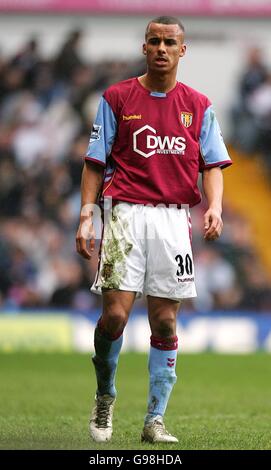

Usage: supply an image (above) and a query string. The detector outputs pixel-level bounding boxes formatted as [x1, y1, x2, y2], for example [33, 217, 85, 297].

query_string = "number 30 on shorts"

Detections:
[175, 254, 193, 276]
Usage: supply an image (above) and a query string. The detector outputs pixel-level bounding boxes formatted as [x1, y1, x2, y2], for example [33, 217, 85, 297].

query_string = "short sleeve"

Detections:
[85, 96, 117, 167]
[199, 105, 232, 172]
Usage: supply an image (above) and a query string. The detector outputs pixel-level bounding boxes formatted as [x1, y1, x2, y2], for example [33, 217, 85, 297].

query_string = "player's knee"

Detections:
[101, 307, 128, 336]
[154, 315, 176, 338]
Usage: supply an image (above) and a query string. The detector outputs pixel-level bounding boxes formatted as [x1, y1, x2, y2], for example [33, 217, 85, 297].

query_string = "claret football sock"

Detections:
[145, 335, 178, 424]
[92, 318, 123, 398]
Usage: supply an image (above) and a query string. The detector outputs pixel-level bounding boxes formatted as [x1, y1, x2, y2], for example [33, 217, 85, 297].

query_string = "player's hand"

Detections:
[203, 207, 223, 241]
[76, 216, 96, 260]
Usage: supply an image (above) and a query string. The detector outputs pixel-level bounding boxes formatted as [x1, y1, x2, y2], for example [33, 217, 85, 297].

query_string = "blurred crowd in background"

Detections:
[0, 30, 271, 313]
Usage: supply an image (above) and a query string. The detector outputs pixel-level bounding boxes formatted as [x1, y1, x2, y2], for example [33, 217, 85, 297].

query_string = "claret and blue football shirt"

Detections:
[85, 77, 232, 207]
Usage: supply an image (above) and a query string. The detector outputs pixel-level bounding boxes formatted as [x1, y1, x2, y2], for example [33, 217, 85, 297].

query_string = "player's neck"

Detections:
[138, 73, 177, 94]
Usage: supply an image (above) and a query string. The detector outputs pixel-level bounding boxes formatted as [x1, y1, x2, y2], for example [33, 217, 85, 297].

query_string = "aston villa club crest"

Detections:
[181, 112, 193, 128]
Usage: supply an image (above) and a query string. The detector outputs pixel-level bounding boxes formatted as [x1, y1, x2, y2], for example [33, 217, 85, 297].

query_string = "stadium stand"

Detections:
[0, 33, 270, 312]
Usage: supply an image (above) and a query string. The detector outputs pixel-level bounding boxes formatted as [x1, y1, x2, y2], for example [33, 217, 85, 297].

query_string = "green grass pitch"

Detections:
[0, 352, 270, 450]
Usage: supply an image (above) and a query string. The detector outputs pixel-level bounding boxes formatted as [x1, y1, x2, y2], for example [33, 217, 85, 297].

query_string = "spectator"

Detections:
[230, 47, 268, 153]
[193, 247, 241, 312]
[10, 38, 41, 89]
[246, 72, 271, 172]
[54, 30, 84, 82]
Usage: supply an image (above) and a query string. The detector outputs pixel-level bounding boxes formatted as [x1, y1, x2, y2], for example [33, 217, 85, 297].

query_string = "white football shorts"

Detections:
[91, 202, 197, 301]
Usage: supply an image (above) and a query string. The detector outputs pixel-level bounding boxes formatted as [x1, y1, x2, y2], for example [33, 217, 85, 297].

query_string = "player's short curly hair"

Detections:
[145, 16, 185, 39]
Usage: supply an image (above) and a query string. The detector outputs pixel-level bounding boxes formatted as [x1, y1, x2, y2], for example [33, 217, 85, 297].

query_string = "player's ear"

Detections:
[142, 43, 147, 55]
[179, 44, 187, 58]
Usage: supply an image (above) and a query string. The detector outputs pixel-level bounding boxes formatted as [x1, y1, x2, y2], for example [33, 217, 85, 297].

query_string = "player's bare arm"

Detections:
[76, 160, 104, 260]
[202, 166, 223, 241]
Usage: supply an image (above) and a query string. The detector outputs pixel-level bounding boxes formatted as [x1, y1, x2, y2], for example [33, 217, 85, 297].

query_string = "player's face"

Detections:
[143, 23, 186, 75]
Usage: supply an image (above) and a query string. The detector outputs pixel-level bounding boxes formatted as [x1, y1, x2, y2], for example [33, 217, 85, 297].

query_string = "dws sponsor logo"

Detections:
[133, 125, 186, 158]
